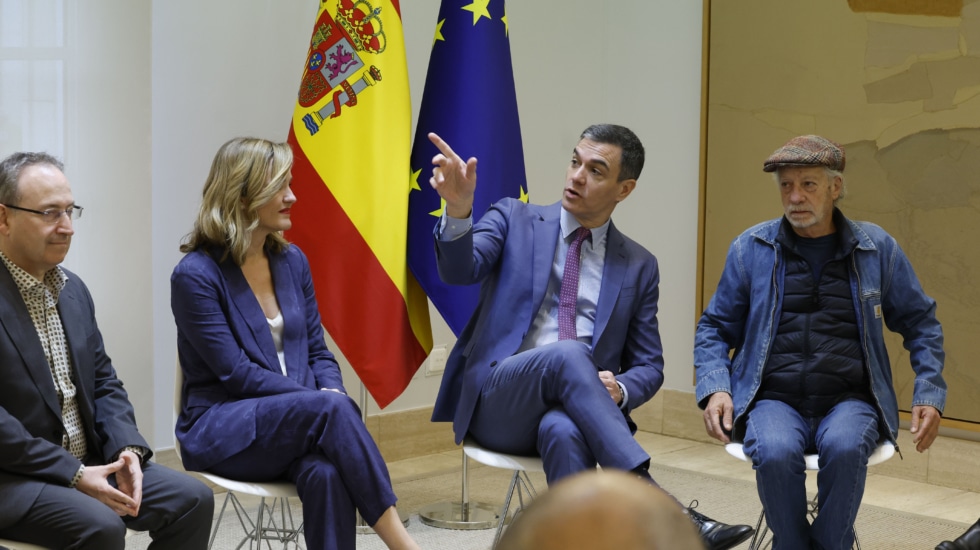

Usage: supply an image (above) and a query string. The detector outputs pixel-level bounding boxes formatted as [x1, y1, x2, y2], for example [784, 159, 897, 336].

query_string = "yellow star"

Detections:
[502, 8, 509, 36]
[433, 18, 445, 46]
[429, 198, 446, 218]
[410, 168, 422, 192]
[519, 185, 529, 203]
[461, 0, 491, 26]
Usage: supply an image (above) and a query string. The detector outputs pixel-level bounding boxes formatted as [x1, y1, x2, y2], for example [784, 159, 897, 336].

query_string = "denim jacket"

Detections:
[695, 211, 946, 444]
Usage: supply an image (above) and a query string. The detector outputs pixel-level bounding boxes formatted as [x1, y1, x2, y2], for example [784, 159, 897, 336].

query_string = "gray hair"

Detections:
[0, 152, 65, 205]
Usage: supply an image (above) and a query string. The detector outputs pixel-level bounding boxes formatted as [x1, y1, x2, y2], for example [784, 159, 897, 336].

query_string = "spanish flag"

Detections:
[286, 0, 432, 408]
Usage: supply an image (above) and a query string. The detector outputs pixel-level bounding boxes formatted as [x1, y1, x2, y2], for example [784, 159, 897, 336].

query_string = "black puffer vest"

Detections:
[757, 222, 873, 417]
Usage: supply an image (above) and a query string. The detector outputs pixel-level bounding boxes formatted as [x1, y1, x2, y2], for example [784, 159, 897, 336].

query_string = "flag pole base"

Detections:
[418, 501, 499, 530]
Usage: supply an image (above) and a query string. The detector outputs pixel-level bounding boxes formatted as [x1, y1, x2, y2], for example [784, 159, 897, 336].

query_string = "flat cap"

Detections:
[762, 135, 845, 173]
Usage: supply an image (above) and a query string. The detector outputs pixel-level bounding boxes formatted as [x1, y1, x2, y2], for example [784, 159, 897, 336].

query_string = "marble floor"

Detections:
[386, 431, 980, 526]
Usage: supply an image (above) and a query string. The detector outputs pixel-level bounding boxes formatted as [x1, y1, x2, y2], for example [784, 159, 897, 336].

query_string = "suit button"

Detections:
[490, 361, 497, 367]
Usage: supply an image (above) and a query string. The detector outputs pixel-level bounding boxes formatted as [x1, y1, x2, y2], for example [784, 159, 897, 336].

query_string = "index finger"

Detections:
[428, 132, 458, 159]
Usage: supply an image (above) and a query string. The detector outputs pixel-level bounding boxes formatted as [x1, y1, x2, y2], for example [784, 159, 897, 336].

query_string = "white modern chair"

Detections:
[0, 529, 136, 549]
[174, 360, 303, 549]
[0, 539, 48, 550]
[461, 437, 546, 549]
[725, 440, 896, 550]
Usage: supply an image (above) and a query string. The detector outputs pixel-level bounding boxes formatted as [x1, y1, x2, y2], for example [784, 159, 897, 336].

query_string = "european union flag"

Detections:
[408, 0, 527, 336]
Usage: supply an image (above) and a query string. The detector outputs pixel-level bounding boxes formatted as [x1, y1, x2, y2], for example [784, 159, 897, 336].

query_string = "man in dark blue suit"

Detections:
[427, 124, 753, 550]
[0, 152, 213, 549]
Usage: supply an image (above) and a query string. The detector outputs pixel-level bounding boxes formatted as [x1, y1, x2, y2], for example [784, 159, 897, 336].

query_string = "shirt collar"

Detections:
[0, 250, 67, 301]
[560, 207, 610, 243]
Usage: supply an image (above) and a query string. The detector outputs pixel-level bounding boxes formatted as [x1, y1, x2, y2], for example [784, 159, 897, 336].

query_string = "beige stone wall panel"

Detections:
[704, 0, 980, 428]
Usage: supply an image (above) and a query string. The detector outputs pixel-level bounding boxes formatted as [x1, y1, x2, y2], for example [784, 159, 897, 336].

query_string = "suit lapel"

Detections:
[594, 222, 628, 344]
[217, 255, 282, 374]
[0, 265, 64, 421]
[529, 204, 561, 317]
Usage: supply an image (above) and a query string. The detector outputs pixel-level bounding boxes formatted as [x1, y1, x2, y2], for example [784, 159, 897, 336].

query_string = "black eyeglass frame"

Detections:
[2, 203, 84, 223]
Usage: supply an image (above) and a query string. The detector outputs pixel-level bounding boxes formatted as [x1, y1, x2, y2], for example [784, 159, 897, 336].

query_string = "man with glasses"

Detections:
[0, 152, 213, 549]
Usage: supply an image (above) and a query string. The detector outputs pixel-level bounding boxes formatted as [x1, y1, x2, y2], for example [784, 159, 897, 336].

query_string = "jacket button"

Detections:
[490, 361, 497, 367]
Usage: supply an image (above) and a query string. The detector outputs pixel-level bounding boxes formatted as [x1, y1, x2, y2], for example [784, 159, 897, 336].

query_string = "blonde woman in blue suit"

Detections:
[171, 137, 419, 550]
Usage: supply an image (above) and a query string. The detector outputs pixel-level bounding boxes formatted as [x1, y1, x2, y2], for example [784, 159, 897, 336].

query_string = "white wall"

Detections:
[46, 0, 703, 449]
[63, 1, 155, 433]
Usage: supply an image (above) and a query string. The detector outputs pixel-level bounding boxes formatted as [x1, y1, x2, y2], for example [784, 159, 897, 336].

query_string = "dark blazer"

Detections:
[431, 199, 665, 443]
[170, 245, 345, 472]
[0, 263, 149, 529]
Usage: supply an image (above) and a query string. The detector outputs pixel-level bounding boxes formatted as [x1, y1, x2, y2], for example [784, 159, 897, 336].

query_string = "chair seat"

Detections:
[725, 441, 896, 470]
[198, 472, 299, 499]
[0, 538, 49, 550]
[462, 439, 546, 473]
[0, 529, 137, 549]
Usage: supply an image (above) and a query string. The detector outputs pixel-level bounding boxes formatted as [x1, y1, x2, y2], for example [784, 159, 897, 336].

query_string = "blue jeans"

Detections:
[744, 399, 879, 550]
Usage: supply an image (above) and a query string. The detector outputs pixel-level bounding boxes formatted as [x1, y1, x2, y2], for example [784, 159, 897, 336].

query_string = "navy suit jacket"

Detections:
[170, 245, 345, 472]
[432, 199, 665, 443]
[0, 263, 149, 529]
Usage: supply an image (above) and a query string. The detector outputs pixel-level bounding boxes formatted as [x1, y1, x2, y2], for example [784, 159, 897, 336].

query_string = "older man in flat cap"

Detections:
[694, 135, 946, 549]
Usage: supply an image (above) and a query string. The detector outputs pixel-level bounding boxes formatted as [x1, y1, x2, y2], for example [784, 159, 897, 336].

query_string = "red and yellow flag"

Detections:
[286, 0, 432, 408]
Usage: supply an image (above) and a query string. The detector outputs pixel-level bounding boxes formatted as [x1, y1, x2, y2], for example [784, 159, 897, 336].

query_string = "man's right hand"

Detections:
[703, 392, 735, 443]
[428, 132, 477, 219]
[75, 457, 140, 517]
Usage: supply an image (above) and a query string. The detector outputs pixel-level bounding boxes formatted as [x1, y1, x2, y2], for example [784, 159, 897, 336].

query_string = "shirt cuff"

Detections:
[116, 446, 148, 465]
[438, 212, 472, 241]
[69, 464, 85, 488]
[617, 381, 629, 411]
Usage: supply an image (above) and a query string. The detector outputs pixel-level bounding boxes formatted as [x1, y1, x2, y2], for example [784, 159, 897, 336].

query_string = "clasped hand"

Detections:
[76, 450, 143, 517]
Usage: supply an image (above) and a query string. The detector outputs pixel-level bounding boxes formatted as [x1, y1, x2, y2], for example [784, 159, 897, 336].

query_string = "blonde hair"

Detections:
[180, 137, 293, 265]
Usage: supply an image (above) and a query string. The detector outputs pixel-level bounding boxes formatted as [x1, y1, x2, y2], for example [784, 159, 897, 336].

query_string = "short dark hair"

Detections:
[0, 152, 64, 205]
[580, 124, 645, 182]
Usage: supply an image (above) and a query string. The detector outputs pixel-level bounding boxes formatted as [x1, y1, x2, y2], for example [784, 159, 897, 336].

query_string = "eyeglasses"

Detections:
[2, 204, 84, 224]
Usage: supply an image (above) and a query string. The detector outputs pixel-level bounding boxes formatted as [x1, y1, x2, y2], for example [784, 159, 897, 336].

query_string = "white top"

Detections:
[267, 311, 287, 376]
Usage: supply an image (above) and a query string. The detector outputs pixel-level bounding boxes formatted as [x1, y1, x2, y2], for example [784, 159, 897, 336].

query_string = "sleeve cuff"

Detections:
[116, 446, 149, 465]
[438, 212, 473, 241]
[69, 464, 85, 488]
[617, 381, 629, 411]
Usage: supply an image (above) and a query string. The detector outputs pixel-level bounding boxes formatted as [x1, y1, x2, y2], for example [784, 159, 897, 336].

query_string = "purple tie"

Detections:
[558, 227, 591, 340]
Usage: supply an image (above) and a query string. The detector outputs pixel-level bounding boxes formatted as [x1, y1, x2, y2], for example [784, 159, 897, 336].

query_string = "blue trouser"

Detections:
[744, 398, 880, 550]
[205, 390, 396, 550]
[467, 340, 650, 484]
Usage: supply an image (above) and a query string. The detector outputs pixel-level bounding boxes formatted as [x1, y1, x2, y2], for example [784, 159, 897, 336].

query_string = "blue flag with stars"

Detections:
[408, 0, 528, 336]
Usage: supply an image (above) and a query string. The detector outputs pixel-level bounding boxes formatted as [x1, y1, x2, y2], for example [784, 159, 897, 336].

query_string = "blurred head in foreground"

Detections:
[497, 470, 705, 550]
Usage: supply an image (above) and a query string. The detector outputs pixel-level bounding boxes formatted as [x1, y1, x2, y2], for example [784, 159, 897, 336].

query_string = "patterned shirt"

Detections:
[0, 251, 88, 460]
